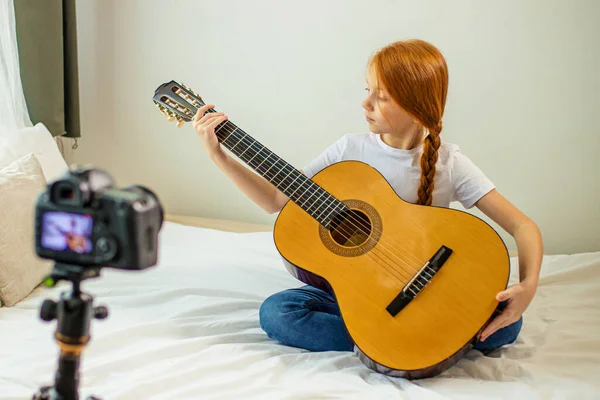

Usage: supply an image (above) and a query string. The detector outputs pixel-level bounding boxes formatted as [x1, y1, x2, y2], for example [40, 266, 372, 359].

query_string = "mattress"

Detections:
[1, 219, 598, 399]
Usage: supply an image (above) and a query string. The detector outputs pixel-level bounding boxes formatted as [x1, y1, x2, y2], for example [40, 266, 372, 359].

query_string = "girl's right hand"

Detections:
[192, 104, 229, 160]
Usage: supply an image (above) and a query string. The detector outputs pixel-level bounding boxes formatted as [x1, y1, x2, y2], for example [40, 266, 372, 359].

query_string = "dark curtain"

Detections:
[13, 0, 80, 138]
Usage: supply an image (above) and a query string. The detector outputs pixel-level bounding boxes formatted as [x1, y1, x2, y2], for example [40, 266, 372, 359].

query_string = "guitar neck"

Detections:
[212, 117, 345, 228]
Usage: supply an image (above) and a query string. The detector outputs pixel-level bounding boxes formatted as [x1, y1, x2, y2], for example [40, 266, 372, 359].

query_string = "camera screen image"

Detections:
[41, 211, 94, 254]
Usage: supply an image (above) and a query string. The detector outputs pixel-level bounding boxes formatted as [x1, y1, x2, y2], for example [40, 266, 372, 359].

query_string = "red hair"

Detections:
[370, 39, 449, 206]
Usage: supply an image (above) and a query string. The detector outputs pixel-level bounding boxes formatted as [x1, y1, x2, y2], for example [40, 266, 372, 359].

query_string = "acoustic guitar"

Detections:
[152, 80, 509, 379]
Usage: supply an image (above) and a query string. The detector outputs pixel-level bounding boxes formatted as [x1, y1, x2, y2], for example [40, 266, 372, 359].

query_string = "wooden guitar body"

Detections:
[273, 160, 509, 379]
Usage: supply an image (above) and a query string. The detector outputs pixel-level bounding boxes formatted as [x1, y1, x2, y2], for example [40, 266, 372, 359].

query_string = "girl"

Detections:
[192, 39, 543, 360]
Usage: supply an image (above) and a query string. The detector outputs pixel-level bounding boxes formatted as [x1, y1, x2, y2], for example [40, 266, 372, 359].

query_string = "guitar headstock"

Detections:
[153, 80, 205, 128]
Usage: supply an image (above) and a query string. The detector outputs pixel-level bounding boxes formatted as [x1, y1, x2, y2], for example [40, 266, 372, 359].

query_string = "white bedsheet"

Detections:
[1, 222, 599, 399]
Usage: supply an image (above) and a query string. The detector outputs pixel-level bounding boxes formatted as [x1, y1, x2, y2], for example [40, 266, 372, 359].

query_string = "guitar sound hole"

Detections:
[329, 209, 372, 247]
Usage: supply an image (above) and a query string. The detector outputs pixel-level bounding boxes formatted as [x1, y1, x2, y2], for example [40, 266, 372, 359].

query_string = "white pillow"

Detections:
[0, 122, 69, 183]
[0, 153, 53, 307]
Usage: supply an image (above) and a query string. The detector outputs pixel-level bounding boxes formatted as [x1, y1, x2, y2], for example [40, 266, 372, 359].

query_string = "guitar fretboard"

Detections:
[212, 115, 346, 229]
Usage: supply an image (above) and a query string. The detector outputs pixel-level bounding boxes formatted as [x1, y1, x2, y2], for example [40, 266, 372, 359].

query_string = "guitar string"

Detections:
[207, 116, 486, 320]
[204, 111, 436, 274]
[199, 109, 457, 296]
[161, 97, 426, 281]
[164, 97, 486, 308]
[166, 97, 447, 281]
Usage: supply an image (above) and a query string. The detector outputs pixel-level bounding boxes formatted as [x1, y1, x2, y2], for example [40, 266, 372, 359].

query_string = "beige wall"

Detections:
[68, 0, 600, 255]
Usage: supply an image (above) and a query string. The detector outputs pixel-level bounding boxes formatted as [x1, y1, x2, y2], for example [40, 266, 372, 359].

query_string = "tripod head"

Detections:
[33, 263, 108, 400]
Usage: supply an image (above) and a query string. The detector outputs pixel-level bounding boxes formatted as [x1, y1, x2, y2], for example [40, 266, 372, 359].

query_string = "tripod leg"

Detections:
[54, 353, 80, 400]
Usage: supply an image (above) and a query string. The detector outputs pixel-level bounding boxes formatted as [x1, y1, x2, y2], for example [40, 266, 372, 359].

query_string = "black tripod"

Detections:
[32, 263, 109, 400]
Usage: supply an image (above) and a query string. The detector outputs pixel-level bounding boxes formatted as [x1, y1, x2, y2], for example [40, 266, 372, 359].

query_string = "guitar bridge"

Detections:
[386, 245, 453, 317]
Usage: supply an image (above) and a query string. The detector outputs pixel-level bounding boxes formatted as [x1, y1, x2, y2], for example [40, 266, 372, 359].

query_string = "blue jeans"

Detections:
[259, 285, 522, 354]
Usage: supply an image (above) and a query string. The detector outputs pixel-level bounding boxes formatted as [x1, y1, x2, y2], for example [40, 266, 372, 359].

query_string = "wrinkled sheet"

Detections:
[1, 222, 599, 399]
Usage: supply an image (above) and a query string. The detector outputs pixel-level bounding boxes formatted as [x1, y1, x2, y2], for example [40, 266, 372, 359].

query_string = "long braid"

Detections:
[416, 121, 442, 206]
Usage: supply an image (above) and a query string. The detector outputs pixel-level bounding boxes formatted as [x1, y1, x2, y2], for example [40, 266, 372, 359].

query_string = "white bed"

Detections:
[1, 217, 599, 400]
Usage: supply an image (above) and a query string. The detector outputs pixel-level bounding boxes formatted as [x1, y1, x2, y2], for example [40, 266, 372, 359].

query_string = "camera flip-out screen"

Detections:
[41, 211, 94, 254]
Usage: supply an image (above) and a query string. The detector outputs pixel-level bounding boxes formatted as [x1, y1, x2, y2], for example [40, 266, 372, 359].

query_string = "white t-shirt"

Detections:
[302, 132, 495, 209]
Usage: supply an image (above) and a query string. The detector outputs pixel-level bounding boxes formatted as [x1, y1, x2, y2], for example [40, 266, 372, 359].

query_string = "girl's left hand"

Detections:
[478, 281, 537, 342]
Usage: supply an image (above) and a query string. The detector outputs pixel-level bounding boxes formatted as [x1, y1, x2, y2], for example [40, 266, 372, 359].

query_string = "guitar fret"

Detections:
[314, 197, 333, 220]
[246, 146, 264, 164]
[278, 169, 296, 188]
[230, 132, 247, 152]
[283, 173, 302, 194]
[262, 156, 279, 177]
[283, 173, 304, 195]
[216, 123, 232, 136]
[238, 138, 255, 158]
[297, 184, 318, 206]
[299, 186, 319, 208]
[254, 151, 272, 172]
[320, 200, 339, 222]
[270, 163, 289, 185]
[288, 178, 307, 198]
[214, 121, 343, 229]
[306, 188, 327, 214]
[269, 163, 286, 182]
[255, 153, 274, 173]
[276, 169, 298, 191]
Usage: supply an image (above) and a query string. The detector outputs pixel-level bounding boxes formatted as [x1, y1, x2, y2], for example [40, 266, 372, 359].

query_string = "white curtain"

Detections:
[0, 0, 32, 141]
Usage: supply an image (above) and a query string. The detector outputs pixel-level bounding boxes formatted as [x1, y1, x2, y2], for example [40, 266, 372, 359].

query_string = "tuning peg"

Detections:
[167, 111, 176, 122]
[158, 105, 168, 116]
[176, 116, 184, 128]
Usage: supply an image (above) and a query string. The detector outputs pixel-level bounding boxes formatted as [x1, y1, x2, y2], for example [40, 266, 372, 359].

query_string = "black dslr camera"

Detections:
[35, 166, 163, 269]
[32, 166, 164, 400]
